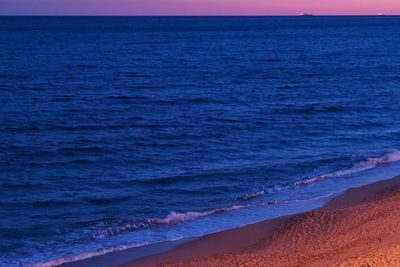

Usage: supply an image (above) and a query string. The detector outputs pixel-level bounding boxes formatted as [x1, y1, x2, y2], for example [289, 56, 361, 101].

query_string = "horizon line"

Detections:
[0, 14, 397, 17]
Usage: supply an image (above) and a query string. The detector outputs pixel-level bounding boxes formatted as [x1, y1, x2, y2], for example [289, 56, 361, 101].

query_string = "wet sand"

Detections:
[121, 176, 400, 267]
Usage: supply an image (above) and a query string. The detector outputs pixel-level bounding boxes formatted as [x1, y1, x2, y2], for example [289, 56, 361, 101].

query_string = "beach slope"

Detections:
[122, 176, 400, 267]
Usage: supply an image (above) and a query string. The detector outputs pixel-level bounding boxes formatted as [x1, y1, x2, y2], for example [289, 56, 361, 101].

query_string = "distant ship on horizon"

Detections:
[300, 13, 314, 17]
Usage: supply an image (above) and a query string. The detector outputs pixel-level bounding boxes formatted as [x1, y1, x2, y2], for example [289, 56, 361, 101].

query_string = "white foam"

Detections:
[29, 205, 247, 267]
[240, 190, 265, 201]
[295, 151, 400, 186]
[93, 204, 248, 239]
[27, 151, 400, 267]
[26, 243, 146, 267]
[293, 192, 335, 202]
[148, 204, 246, 225]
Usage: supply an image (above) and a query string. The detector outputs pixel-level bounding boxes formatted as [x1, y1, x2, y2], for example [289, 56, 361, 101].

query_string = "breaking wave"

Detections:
[30, 205, 247, 267]
[295, 151, 400, 186]
[93, 204, 247, 239]
[240, 190, 266, 201]
[20, 151, 400, 267]
[27, 243, 148, 267]
[149, 205, 245, 225]
[29, 192, 336, 267]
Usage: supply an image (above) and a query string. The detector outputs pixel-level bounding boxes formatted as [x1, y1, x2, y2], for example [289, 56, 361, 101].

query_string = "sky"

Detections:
[1, 0, 400, 16]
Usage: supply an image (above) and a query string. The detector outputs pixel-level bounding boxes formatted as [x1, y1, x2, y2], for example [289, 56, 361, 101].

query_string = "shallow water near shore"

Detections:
[1, 16, 400, 266]
[64, 162, 400, 267]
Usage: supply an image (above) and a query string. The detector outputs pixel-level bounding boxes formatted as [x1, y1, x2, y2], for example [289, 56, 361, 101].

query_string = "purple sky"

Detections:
[1, 0, 400, 16]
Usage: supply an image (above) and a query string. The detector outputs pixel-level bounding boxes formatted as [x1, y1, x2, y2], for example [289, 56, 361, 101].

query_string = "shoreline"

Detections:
[117, 175, 400, 267]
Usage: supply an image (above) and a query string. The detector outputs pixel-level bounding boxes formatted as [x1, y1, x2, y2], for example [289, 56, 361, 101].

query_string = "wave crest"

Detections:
[240, 190, 265, 201]
[295, 151, 400, 186]
[93, 204, 246, 239]
[149, 205, 245, 225]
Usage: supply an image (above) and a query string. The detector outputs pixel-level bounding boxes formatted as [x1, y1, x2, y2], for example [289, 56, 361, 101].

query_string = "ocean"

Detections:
[1, 16, 400, 266]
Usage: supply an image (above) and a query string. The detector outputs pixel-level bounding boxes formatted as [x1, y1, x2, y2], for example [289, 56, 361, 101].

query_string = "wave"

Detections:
[240, 190, 265, 201]
[295, 151, 400, 186]
[256, 193, 334, 206]
[294, 193, 335, 202]
[29, 192, 336, 267]
[107, 95, 148, 101]
[91, 190, 339, 240]
[22, 150, 400, 267]
[238, 152, 400, 201]
[93, 204, 246, 239]
[272, 105, 347, 115]
[27, 243, 148, 267]
[87, 195, 131, 205]
[49, 96, 74, 102]
[149, 205, 245, 225]
[207, 117, 248, 123]
[154, 97, 226, 106]
[2, 199, 77, 208]
[5, 194, 132, 208]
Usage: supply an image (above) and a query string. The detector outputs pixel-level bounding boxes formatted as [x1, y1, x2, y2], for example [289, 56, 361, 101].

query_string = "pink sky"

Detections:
[1, 0, 400, 15]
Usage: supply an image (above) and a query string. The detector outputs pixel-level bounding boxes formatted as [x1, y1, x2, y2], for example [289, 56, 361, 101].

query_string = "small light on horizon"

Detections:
[300, 13, 314, 17]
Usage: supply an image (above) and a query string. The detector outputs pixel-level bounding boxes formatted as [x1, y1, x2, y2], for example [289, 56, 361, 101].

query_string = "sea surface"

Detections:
[1, 16, 400, 266]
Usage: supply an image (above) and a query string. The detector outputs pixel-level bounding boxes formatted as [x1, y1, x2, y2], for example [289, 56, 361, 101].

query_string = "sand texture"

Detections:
[123, 176, 400, 267]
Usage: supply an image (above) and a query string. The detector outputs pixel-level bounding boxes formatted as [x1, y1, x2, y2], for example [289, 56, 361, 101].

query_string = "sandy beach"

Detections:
[121, 176, 400, 267]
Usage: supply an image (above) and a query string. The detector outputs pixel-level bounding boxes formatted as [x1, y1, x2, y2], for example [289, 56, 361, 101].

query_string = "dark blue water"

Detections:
[2, 16, 400, 266]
